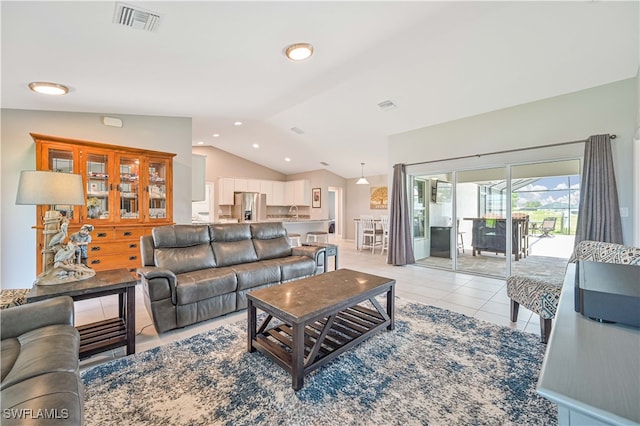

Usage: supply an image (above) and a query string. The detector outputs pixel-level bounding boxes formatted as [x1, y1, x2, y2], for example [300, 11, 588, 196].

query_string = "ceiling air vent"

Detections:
[320, 162, 329, 166]
[290, 127, 305, 135]
[377, 100, 398, 112]
[113, 3, 161, 32]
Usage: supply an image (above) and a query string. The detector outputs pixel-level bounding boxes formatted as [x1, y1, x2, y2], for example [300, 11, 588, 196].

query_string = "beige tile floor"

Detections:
[78, 238, 539, 370]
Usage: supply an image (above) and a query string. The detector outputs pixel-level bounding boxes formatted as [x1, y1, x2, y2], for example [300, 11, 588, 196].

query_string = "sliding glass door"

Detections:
[455, 167, 508, 277]
[412, 174, 453, 269]
[412, 158, 580, 280]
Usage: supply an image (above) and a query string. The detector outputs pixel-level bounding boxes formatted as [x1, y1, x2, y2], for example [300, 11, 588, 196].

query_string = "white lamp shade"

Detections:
[356, 177, 369, 185]
[16, 171, 85, 205]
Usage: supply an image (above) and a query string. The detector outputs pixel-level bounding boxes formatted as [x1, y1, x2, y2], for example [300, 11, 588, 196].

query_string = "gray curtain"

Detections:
[574, 134, 623, 245]
[388, 164, 415, 265]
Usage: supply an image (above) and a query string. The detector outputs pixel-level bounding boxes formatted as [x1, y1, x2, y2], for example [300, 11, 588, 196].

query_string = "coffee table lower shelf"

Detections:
[251, 303, 390, 387]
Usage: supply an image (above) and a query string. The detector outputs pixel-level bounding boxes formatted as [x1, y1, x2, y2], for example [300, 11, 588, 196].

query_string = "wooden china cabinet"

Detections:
[32, 133, 175, 276]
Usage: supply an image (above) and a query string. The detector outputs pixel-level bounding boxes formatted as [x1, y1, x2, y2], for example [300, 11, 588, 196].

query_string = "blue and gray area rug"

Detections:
[82, 300, 556, 425]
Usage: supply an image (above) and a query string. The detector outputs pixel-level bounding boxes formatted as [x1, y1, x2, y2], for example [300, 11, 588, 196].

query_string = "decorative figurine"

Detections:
[70, 224, 94, 266]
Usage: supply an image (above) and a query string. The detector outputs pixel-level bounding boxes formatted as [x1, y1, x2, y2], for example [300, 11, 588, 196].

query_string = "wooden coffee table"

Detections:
[27, 268, 137, 360]
[247, 268, 395, 390]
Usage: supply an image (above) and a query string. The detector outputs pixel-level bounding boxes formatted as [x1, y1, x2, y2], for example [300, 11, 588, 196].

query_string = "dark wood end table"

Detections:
[302, 242, 338, 272]
[27, 268, 137, 360]
[247, 268, 395, 390]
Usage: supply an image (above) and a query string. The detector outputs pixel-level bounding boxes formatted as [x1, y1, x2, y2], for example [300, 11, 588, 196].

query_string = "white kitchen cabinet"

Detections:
[218, 177, 235, 205]
[247, 179, 261, 192]
[286, 180, 311, 206]
[260, 180, 273, 205]
[272, 181, 286, 205]
[284, 181, 296, 206]
[234, 178, 248, 192]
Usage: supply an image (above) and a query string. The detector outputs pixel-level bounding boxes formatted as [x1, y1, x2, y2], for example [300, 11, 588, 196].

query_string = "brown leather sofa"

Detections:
[138, 222, 325, 333]
[0, 296, 84, 425]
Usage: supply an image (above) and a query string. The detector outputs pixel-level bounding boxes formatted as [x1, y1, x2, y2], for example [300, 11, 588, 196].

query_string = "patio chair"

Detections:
[507, 240, 640, 343]
[539, 217, 557, 237]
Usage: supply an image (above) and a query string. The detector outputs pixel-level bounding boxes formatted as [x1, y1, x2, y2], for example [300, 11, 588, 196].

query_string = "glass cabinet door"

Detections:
[85, 151, 110, 221]
[42, 146, 79, 221]
[147, 158, 167, 220]
[118, 156, 141, 221]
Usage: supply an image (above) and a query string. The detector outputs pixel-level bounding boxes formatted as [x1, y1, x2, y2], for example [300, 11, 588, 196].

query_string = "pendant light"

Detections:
[356, 163, 369, 185]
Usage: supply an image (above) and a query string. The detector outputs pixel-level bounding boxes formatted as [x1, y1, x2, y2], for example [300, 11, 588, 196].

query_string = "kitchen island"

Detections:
[280, 219, 331, 242]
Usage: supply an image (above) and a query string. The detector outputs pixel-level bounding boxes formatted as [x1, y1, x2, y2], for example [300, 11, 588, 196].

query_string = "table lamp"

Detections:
[16, 170, 96, 285]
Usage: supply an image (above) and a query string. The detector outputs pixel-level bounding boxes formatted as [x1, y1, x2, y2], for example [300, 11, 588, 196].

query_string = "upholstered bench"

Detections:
[507, 240, 640, 343]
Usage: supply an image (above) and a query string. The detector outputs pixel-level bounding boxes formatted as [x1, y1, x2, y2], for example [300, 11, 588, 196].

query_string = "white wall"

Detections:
[1, 109, 192, 288]
[390, 79, 638, 244]
[344, 174, 389, 240]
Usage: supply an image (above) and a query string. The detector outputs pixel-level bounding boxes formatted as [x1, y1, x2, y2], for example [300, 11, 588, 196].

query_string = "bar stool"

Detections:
[306, 231, 329, 243]
[288, 233, 302, 247]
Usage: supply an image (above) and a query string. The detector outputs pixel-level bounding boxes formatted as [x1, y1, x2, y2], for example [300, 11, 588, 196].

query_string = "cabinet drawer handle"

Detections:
[129, 268, 136, 273]
[123, 231, 132, 236]
[97, 232, 107, 238]
[91, 259, 101, 265]
[91, 246, 101, 251]
[129, 243, 138, 249]
[129, 255, 138, 261]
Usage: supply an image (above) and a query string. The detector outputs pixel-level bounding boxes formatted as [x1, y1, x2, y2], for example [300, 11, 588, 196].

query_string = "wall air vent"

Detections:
[113, 3, 161, 32]
[377, 100, 398, 111]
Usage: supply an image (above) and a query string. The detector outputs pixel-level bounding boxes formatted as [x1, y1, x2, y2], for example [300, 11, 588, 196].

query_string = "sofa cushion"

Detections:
[251, 222, 292, 260]
[153, 225, 211, 248]
[1, 338, 19, 383]
[211, 240, 258, 267]
[250, 222, 287, 239]
[0, 371, 83, 426]
[210, 223, 252, 242]
[155, 244, 216, 274]
[253, 237, 291, 260]
[175, 267, 237, 305]
[1, 325, 79, 390]
[276, 256, 316, 281]
[231, 261, 281, 291]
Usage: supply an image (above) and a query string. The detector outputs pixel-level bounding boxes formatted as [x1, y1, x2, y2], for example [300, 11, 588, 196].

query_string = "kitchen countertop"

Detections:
[192, 219, 331, 224]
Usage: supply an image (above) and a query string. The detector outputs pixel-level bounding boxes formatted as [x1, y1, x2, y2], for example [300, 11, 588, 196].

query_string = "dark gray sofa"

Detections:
[0, 296, 84, 425]
[138, 222, 325, 333]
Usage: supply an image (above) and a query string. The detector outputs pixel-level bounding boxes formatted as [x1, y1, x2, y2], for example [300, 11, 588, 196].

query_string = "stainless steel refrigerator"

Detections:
[233, 192, 266, 222]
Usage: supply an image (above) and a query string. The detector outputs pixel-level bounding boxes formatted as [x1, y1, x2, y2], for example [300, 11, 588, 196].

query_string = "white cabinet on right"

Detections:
[286, 180, 311, 206]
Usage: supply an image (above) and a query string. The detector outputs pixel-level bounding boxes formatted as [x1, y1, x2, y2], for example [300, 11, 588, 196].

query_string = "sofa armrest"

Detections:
[292, 245, 324, 260]
[137, 266, 178, 304]
[0, 296, 74, 339]
[292, 245, 325, 274]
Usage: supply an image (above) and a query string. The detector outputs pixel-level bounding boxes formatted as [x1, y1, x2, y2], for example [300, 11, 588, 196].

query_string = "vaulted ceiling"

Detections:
[2, 1, 638, 178]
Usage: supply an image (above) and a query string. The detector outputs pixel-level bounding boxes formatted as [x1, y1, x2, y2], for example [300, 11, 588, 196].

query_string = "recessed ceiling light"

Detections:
[284, 157, 291, 162]
[285, 43, 314, 61]
[234, 121, 243, 126]
[252, 143, 259, 149]
[197, 141, 204, 145]
[28, 81, 69, 95]
[212, 133, 220, 138]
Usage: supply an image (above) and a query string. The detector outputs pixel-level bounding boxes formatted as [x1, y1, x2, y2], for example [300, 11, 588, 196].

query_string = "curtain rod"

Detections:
[405, 134, 617, 167]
